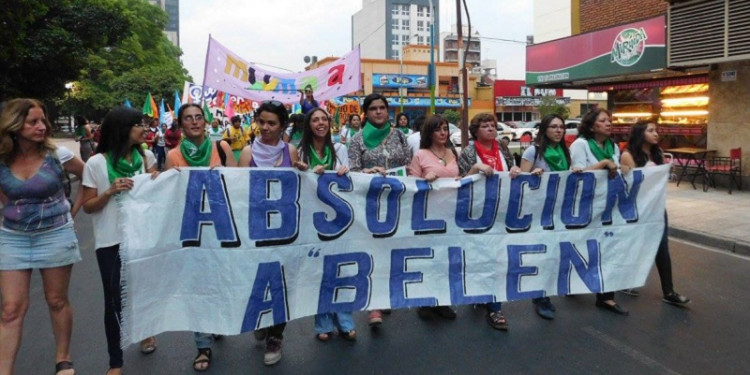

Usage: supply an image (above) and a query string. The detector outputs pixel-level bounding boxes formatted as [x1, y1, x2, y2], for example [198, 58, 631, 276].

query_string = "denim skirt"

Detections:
[0, 221, 81, 270]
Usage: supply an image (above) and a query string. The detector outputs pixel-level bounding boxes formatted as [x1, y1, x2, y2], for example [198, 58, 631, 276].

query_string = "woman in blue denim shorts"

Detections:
[0, 98, 86, 375]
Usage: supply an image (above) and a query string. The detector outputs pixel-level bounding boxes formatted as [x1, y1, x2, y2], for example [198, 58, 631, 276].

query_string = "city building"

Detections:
[440, 25, 481, 68]
[307, 44, 493, 121]
[352, 0, 439, 60]
[148, 0, 179, 47]
[493, 80, 567, 122]
[527, 0, 748, 183]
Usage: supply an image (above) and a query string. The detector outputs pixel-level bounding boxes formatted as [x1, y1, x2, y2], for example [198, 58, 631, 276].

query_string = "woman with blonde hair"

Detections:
[0, 98, 85, 375]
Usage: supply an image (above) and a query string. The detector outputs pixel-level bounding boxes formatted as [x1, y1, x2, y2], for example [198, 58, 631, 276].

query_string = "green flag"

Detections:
[142, 92, 156, 118]
[203, 102, 214, 123]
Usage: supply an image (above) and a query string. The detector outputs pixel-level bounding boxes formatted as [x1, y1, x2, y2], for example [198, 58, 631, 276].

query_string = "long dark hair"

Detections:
[96, 106, 145, 165]
[297, 108, 337, 167]
[289, 113, 305, 138]
[255, 100, 290, 133]
[533, 114, 571, 163]
[395, 112, 409, 128]
[578, 108, 611, 140]
[419, 115, 457, 157]
[626, 120, 663, 167]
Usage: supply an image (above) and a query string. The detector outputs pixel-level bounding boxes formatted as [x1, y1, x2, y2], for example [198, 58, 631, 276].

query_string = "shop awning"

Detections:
[588, 75, 708, 92]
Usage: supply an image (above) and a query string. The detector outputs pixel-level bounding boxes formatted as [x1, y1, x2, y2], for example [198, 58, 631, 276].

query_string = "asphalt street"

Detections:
[12, 186, 750, 375]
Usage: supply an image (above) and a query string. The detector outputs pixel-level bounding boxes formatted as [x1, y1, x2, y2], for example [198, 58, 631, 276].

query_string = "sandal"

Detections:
[140, 336, 157, 354]
[340, 330, 357, 341]
[316, 332, 333, 342]
[193, 348, 212, 372]
[55, 360, 75, 375]
[487, 311, 509, 331]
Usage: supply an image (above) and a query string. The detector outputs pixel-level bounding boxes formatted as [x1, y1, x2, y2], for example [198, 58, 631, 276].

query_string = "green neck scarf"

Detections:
[361, 120, 391, 150]
[587, 138, 615, 161]
[543, 143, 569, 171]
[398, 126, 410, 134]
[180, 137, 212, 166]
[106, 150, 143, 184]
[309, 144, 334, 170]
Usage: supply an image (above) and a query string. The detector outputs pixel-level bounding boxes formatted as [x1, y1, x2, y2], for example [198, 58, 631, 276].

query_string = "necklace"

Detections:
[430, 147, 448, 166]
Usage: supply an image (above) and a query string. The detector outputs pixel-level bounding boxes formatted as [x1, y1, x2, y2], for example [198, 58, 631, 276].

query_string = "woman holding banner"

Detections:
[619, 120, 690, 306]
[408, 114, 460, 321]
[81, 106, 159, 375]
[519, 114, 571, 320]
[0, 99, 85, 375]
[295, 107, 356, 341]
[164, 103, 235, 371]
[238, 100, 298, 366]
[458, 112, 521, 331]
[348, 93, 412, 328]
[569, 108, 628, 316]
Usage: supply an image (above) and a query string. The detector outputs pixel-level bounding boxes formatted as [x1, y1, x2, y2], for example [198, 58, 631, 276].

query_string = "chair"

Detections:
[705, 148, 742, 194]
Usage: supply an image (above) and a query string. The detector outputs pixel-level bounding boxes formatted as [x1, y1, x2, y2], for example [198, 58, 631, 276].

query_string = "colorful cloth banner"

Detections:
[325, 100, 361, 128]
[183, 81, 257, 123]
[118, 165, 668, 345]
[203, 36, 361, 104]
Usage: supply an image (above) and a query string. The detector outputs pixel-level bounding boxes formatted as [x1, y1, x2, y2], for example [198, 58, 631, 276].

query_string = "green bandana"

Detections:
[309, 145, 334, 170]
[398, 126, 410, 134]
[106, 150, 143, 184]
[543, 143, 569, 171]
[180, 137, 212, 166]
[587, 138, 615, 161]
[361, 120, 391, 150]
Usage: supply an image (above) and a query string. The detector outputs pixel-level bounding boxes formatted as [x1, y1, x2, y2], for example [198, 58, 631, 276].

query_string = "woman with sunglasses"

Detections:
[569, 108, 628, 316]
[81, 106, 159, 375]
[619, 120, 690, 306]
[237, 100, 298, 366]
[294, 107, 356, 342]
[518, 114, 571, 320]
[348, 93, 412, 328]
[0, 98, 85, 375]
[298, 85, 319, 115]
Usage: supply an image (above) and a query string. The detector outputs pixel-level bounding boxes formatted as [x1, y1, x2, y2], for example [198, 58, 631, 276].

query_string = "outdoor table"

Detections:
[665, 147, 716, 191]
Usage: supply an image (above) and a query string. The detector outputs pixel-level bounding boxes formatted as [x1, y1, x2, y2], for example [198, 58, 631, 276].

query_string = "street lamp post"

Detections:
[399, 34, 418, 113]
[428, 0, 436, 115]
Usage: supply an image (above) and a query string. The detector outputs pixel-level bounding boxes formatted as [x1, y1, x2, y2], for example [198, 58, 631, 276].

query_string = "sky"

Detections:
[179, 0, 533, 84]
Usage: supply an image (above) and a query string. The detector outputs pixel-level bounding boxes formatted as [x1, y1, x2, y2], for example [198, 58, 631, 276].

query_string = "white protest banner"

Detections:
[119, 165, 668, 345]
[203, 36, 361, 104]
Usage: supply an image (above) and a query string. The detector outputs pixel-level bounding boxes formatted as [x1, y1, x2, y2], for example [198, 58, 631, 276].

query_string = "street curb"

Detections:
[669, 226, 750, 256]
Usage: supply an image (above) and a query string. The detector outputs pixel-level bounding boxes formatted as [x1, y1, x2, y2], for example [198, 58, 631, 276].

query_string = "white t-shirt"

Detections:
[54, 146, 74, 164]
[406, 132, 421, 155]
[569, 138, 620, 169]
[156, 129, 166, 147]
[82, 150, 156, 249]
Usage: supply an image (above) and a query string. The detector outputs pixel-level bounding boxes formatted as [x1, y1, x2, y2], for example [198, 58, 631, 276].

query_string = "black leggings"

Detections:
[655, 212, 674, 295]
[96, 245, 123, 368]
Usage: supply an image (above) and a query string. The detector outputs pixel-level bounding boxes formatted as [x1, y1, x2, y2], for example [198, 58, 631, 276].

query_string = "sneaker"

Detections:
[487, 311, 508, 331]
[263, 336, 282, 366]
[619, 288, 640, 297]
[416, 307, 432, 320]
[663, 292, 690, 306]
[534, 300, 555, 320]
[368, 310, 383, 327]
[434, 306, 457, 320]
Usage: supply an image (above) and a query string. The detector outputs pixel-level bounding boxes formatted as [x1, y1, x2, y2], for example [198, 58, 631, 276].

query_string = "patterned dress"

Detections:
[348, 128, 412, 171]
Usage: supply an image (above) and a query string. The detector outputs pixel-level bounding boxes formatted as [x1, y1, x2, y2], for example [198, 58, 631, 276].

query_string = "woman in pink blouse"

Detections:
[408, 114, 459, 320]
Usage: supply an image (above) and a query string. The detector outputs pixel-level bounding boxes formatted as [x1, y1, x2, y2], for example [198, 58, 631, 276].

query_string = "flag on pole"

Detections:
[159, 99, 170, 125]
[142, 92, 158, 118]
[165, 103, 174, 126]
[124, 99, 132, 108]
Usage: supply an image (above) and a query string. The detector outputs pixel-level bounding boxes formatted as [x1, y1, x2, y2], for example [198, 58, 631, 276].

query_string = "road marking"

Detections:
[582, 326, 681, 375]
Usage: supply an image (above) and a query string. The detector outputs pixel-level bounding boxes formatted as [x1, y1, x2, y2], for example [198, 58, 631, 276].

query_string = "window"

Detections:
[418, 6, 425, 17]
[392, 36, 399, 45]
[418, 36, 424, 44]
[401, 35, 409, 44]
[392, 6, 399, 16]
[401, 4, 409, 15]
[417, 20, 424, 31]
[393, 49, 400, 59]
[402, 19, 410, 30]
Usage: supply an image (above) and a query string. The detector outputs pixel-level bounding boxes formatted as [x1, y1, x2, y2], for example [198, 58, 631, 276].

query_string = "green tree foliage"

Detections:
[70, 0, 191, 118]
[538, 96, 570, 120]
[0, 0, 130, 100]
[441, 110, 461, 125]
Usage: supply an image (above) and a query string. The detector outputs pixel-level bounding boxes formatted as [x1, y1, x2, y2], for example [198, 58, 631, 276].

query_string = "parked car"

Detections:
[449, 123, 510, 147]
[499, 121, 537, 141]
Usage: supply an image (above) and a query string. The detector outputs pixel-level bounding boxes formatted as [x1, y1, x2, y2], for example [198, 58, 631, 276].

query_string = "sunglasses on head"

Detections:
[262, 100, 285, 109]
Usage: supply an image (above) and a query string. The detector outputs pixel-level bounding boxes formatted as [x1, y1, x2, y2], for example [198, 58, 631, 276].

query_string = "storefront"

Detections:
[493, 80, 566, 122]
[526, 15, 710, 147]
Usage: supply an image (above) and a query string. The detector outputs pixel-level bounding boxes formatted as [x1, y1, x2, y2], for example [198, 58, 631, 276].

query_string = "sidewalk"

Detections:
[52, 137, 750, 255]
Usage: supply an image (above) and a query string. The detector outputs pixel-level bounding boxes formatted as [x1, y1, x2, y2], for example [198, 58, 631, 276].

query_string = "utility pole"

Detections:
[456, 0, 469, 147]
[428, 0, 436, 115]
